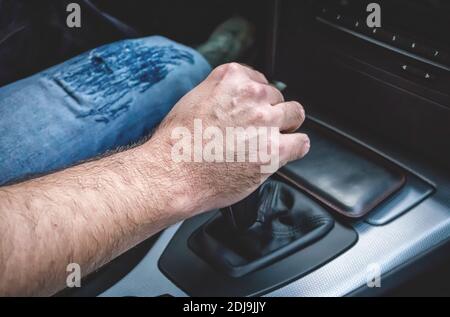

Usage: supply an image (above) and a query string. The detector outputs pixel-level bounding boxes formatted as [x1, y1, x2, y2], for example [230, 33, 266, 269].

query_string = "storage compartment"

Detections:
[279, 119, 434, 223]
[279, 120, 406, 218]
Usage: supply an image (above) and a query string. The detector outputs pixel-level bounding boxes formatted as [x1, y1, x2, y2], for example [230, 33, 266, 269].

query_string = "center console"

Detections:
[94, 0, 450, 297]
[156, 118, 435, 296]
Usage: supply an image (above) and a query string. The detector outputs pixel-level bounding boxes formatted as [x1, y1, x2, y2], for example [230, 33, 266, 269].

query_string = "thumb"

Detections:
[279, 133, 310, 166]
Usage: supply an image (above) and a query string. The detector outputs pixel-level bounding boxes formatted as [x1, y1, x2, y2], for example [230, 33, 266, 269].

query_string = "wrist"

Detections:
[134, 136, 202, 220]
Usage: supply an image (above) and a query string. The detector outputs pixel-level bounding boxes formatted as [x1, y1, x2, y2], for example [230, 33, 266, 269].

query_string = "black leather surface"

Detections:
[279, 121, 406, 218]
[159, 207, 357, 297]
[189, 180, 334, 277]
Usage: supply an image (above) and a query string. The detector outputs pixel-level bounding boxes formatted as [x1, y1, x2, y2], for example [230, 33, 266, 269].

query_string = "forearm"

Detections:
[0, 63, 307, 297]
[0, 139, 192, 296]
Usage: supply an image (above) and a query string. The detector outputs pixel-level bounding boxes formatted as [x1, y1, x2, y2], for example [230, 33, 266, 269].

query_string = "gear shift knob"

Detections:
[220, 189, 260, 231]
[220, 181, 288, 233]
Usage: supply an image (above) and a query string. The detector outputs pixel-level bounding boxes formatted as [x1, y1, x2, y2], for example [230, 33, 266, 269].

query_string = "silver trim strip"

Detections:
[267, 198, 450, 297]
[100, 223, 188, 297]
[100, 197, 450, 297]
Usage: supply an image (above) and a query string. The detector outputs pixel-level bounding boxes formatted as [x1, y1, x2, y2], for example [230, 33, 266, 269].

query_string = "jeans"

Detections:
[0, 36, 211, 186]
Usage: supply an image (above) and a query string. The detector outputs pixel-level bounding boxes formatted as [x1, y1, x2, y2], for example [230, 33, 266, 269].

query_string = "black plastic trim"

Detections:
[158, 210, 357, 297]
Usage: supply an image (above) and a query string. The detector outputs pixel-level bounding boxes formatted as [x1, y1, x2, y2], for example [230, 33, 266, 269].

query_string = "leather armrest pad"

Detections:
[278, 121, 406, 218]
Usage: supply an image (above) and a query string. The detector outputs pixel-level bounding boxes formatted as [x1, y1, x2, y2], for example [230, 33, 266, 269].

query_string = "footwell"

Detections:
[47, 40, 194, 123]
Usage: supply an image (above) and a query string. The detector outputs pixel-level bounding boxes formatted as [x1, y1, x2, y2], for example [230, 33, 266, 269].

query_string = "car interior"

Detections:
[2, 0, 449, 297]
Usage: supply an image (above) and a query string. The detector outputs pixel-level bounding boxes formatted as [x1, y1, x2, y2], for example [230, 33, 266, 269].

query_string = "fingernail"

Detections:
[303, 136, 310, 154]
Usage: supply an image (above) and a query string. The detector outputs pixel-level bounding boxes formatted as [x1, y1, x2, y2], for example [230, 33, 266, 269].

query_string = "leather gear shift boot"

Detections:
[189, 179, 334, 277]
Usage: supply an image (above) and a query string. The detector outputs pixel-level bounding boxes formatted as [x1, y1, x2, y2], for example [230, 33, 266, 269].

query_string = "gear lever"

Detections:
[220, 189, 260, 231]
[190, 179, 335, 277]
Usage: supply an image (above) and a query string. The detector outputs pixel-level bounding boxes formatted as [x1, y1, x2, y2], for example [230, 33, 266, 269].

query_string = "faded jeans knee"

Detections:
[0, 36, 211, 185]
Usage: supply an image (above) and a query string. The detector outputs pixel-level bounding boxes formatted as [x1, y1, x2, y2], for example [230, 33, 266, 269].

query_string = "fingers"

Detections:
[210, 63, 282, 104]
[241, 65, 270, 85]
[272, 101, 305, 132]
[263, 84, 285, 105]
[238, 65, 284, 103]
[279, 133, 310, 166]
[238, 81, 284, 106]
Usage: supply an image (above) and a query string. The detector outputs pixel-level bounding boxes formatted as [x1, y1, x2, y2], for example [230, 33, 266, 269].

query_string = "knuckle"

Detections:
[251, 108, 269, 124]
[247, 67, 268, 82]
[227, 62, 242, 71]
[213, 62, 241, 79]
[277, 90, 285, 103]
[212, 64, 227, 79]
[231, 96, 240, 109]
[255, 70, 268, 82]
[223, 62, 242, 74]
[270, 85, 283, 98]
[251, 109, 266, 123]
[241, 82, 266, 98]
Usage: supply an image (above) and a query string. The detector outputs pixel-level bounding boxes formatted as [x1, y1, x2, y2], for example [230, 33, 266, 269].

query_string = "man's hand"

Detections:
[147, 63, 309, 214]
[0, 63, 308, 296]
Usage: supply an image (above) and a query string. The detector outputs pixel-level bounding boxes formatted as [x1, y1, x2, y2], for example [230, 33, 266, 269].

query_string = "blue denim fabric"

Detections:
[0, 36, 211, 185]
